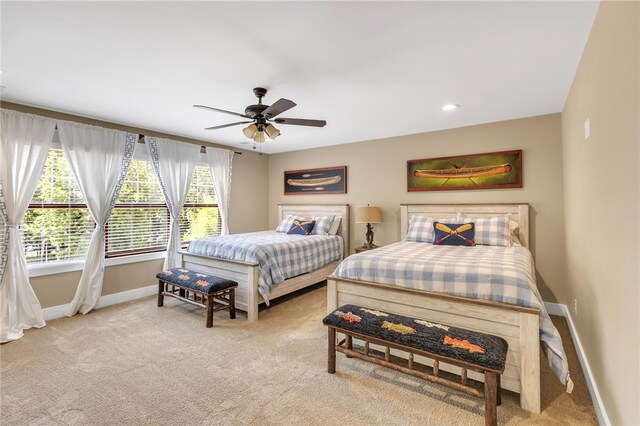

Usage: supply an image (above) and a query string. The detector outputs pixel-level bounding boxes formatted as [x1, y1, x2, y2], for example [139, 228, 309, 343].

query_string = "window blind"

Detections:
[22, 149, 221, 264]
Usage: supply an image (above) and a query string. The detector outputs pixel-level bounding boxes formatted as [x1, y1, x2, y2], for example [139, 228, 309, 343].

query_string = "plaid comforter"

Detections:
[187, 231, 343, 304]
[333, 241, 573, 390]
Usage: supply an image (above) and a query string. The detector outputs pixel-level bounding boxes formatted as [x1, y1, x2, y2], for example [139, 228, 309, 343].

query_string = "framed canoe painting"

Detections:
[284, 166, 347, 195]
[407, 150, 522, 192]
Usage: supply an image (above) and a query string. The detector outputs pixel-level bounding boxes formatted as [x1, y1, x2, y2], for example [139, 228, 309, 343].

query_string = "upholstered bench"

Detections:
[323, 304, 508, 426]
[157, 268, 238, 327]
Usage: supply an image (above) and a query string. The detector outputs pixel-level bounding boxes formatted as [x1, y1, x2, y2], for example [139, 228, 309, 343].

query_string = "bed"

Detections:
[180, 204, 349, 322]
[327, 203, 565, 414]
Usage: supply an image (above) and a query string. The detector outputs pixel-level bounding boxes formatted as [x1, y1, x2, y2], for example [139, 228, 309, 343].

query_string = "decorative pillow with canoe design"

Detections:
[287, 219, 316, 235]
[432, 222, 476, 246]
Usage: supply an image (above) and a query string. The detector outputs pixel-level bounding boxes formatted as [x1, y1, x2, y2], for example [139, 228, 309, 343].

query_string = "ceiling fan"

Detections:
[194, 87, 326, 143]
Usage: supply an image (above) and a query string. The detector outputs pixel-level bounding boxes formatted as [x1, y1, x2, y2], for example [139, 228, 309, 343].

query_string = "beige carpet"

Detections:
[1, 284, 597, 425]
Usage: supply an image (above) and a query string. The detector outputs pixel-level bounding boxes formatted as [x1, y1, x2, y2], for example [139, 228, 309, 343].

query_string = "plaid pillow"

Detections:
[404, 215, 456, 243]
[457, 214, 511, 247]
[310, 214, 336, 235]
[276, 214, 298, 233]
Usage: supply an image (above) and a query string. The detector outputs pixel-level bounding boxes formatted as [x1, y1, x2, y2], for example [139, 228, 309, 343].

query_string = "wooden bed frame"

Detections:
[180, 204, 349, 323]
[327, 203, 542, 414]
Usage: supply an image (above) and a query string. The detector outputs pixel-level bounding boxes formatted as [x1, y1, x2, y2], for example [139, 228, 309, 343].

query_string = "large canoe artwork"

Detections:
[284, 166, 347, 195]
[407, 150, 522, 191]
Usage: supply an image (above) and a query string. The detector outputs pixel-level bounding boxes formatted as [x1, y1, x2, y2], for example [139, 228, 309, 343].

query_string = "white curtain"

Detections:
[0, 109, 55, 342]
[205, 147, 233, 236]
[146, 137, 201, 270]
[58, 122, 136, 316]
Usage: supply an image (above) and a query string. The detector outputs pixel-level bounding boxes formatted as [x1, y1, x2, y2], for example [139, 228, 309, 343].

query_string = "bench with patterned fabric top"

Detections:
[323, 304, 508, 426]
[157, 268, 237, 327]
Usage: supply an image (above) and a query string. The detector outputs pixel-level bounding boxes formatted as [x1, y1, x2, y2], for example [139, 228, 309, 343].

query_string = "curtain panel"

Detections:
[205, 147, 233, 236]
[146, 137, 201, 270]
[58, 122, 136, 316]
[0, 109, 56, 342]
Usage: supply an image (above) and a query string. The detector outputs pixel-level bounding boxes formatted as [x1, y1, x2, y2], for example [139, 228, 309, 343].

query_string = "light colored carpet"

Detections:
[1, 284, 597, 425]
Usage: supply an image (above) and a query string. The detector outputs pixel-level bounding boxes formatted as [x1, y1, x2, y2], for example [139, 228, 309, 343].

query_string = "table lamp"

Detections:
[355, 205, 382, 249]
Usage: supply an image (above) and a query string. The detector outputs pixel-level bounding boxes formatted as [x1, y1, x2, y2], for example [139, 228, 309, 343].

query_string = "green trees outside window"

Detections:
[22, 150, 220, 263]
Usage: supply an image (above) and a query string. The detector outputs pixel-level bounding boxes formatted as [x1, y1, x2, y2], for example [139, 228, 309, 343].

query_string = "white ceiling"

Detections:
[1, 1, 599, 154]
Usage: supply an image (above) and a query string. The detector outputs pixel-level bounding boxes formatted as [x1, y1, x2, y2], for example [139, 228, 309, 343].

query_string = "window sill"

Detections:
[28, 251, 166, 278]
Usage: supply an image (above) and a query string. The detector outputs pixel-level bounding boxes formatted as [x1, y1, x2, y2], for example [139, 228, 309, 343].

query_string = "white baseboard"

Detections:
[544, 302, 610, 426]
[42, 285, 157, 321]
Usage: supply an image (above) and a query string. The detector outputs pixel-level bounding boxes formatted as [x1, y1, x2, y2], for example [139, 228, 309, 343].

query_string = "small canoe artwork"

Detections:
[284, 166, 347, 195]
[407, 150, 522, 192]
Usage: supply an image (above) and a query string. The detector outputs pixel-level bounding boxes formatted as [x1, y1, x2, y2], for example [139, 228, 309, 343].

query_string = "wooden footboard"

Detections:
[181, 251, 340, 322]
[327, 276, 541, 414]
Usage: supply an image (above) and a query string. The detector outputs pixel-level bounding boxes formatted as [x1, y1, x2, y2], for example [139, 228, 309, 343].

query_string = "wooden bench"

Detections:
[157, 268, 238, 327]
[323, 304, 508, 426]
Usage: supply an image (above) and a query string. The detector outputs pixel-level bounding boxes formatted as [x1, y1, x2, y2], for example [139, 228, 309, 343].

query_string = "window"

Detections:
[180, 165, 220, 245]
[22, 148, 220, 264]
[22, 150, 93, 263]
[106, 160, 220, 257]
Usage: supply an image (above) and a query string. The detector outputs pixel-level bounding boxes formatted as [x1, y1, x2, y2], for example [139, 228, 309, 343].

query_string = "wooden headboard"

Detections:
[278, 204, 350, 255]
[400, 203, 530, 248]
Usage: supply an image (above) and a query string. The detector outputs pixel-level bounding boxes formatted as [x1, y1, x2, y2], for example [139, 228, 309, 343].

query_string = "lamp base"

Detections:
[354, 244, 379, 254]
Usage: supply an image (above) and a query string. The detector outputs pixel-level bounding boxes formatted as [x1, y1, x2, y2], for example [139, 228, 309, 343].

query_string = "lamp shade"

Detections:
[253, 131, 265, 143]
[265, 124, 280, 139]
[242, 124, 257, 139]
[355, 206, 382, 224]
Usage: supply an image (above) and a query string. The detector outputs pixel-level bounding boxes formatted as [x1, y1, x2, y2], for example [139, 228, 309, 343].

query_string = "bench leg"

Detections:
[345, 335, 353, 358]
[206, 294, 214, 328]
[484, 372, 498, 426]
[497, 374, 502, 406]
[328, 327, 336, 374]
[229, 288, 236, 319]
[157, 281, 164, 307]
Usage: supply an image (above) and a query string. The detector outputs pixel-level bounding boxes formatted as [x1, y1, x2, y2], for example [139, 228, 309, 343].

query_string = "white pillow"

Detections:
[457, 213, 511, 247]
[328, 215, 341, 235]
[404, 215, 456, 243]
[509, 220, 522, 246]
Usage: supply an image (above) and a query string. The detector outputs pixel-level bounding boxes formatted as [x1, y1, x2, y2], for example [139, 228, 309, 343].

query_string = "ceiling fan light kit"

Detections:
[265, 123, 280, 139]
[242, 123, 258, 139]
[253, 130, 266, 143]
[195, 87, 326, 144]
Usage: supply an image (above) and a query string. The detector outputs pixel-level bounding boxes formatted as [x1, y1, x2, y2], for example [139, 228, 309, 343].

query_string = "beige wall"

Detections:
[268, 114, 567, 303]
[561, 1, 640, 424]
[1, 102, 269, 309]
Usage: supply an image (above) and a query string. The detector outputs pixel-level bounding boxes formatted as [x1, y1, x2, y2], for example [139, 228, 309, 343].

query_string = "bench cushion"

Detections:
[157, 268, 237, 294]
[323, 304, 508, 372]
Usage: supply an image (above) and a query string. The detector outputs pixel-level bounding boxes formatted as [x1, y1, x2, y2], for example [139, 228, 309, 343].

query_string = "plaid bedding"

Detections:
[187, 231, 343, 304]
[333, 241, 573, 390]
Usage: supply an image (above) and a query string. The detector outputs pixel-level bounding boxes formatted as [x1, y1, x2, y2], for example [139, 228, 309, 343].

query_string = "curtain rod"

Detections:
[135, 134, 242, 155]
[52, 125, 241, 155]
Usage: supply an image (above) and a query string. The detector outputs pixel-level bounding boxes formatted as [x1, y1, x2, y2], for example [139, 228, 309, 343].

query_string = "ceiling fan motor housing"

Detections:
[246, 87, 270, 118]
[245, 104, 269, 119]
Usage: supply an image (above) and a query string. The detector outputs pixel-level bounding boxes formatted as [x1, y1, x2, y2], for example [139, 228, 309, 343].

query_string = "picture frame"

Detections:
[407, 150, 522, 192]
[284, 166, 347, 195]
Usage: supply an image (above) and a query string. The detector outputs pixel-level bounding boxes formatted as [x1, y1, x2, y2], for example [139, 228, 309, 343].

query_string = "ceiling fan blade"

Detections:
[262, 98, 296, 118]
[273, 118, 327, 127]
[204, 121, 253, 130]
[193, 104, 250, 119]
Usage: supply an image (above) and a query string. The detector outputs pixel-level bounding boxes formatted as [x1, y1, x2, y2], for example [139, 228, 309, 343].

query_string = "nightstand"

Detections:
[354, 245, 381, 254]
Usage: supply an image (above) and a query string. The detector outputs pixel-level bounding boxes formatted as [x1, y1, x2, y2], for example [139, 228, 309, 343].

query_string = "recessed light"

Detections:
[442, 104, 460, 111]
